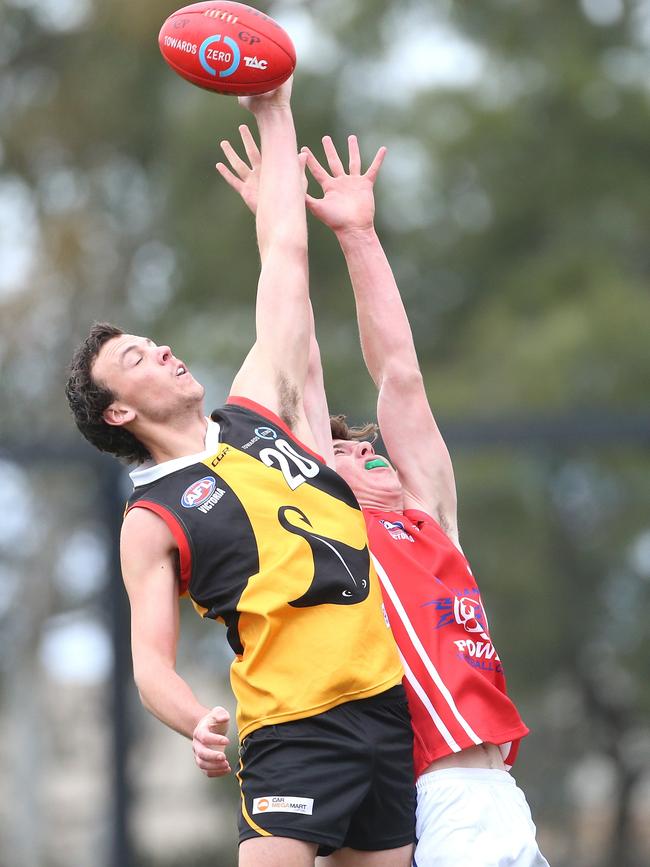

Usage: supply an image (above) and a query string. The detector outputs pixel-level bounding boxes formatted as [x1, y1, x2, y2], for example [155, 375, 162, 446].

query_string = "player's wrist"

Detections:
[335, 224, 378, 246]
[249, 96, 293, 118]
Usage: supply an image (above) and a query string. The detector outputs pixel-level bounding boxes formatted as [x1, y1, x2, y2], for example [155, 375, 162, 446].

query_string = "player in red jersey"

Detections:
[216, 121, 550, 866]
[298, 136, 551, 867]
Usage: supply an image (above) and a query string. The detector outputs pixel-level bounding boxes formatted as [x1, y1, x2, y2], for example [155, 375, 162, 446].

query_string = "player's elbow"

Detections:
[381, 363, 425, 395]
[132, 655, 165, 713]
[258, 226, 308, 263]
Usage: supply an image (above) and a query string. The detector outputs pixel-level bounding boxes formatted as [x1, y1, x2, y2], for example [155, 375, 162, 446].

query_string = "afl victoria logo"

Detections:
[181, 476, 217, 508]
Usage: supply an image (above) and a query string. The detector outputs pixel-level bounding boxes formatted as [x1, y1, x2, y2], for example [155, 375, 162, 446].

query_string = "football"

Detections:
[158, 1, 296, 96]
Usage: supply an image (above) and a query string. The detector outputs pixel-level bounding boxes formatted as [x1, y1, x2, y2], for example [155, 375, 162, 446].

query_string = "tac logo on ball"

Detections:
[158, 1, 296, 96]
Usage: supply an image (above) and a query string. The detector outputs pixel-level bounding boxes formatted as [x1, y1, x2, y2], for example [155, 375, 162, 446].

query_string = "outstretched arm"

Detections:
[304, 136, 458, 539]
[228, 80, 317, 452]
[217, 124, 334, 466]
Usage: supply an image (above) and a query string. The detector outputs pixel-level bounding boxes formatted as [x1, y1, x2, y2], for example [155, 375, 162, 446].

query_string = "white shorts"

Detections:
[414, 768, 550, 867]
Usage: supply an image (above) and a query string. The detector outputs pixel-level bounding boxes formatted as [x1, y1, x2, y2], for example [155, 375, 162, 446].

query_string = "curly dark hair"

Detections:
[65, 322, 151, 465]
[329, 414, 379, 443]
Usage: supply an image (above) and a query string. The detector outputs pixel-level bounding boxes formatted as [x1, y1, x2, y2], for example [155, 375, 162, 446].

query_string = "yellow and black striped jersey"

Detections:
[126, 397, 402, 738]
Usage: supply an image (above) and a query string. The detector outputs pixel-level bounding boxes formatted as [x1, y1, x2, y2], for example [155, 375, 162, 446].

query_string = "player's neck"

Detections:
[355, 489, 404, 513]
[137, 412, 209, 465]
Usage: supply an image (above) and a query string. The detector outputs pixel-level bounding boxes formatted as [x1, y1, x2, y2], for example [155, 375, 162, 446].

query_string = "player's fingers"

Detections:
[298, 152, 310, 192]
[322, 135, 345, 176]
[239, 124, 260, 166]
[196, 755, 231, 776]
[220, 139, 250, 177]
[215, 162, 245, 193]
[196, 732, 230, 748]
[301, 147, 331, 185]
[365, 146, 387, 183]
[194, 744, 227, 763]
[206, 763, 231, 778]
[348, 134, 362, 175]
[305, 193, 325, 218]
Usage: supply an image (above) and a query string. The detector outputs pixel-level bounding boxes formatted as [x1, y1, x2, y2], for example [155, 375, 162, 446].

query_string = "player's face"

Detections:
[332, 439, 402, 505]
[92, 333, 204, 424]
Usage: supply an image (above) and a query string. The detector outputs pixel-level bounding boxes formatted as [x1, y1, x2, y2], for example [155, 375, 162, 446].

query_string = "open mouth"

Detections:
[365, 458, 389, 470]
[176, 365, 187, 377]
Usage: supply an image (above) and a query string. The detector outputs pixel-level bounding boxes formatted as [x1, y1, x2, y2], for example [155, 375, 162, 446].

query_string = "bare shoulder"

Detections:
[121, 506, 176, 547]
[120, 507, 178, 584]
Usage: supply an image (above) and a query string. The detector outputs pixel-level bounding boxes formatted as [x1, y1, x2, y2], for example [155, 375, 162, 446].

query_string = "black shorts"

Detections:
[237, 685, 415, 856]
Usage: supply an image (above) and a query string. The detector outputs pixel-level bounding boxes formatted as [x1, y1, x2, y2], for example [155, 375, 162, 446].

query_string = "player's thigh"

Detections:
[316, 844, 413, 867]
[240, 835, 318, 867]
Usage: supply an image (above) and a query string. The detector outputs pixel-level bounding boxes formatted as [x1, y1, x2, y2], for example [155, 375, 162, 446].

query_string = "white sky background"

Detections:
[1, 0, 648, 682]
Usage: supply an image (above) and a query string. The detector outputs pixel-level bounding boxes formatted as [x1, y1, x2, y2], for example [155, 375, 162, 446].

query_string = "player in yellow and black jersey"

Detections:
[65, 81, 415, 866]
[126, 396, 401, 740]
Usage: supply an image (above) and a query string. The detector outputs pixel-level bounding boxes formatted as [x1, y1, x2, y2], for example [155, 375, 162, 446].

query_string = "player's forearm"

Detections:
[337, 226, 419, 387]
[134, 660, 210, 739]
[255, 106, 308, 259]
[253, 104, 310, 385]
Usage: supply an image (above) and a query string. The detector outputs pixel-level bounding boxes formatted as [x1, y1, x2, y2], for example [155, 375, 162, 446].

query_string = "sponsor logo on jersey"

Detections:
[181, 477, 217, 508]
[424, 588, 482, 631]
[453, 595, 487, 635]
[181, 478, 226, 513]
[454, 639, 502, 672]
[255, 426, 277, 440]
[197, 488, 226, 514]
[210, 445, 230, 468]
[253, 796, 314, 815]
[379, 519, 414, 543]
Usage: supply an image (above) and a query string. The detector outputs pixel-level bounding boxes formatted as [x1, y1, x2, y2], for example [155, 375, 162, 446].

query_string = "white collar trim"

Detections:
[129, 419, 221, 488]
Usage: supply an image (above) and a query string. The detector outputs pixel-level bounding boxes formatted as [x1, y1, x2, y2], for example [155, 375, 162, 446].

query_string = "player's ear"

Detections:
[103, 403, 136, 427]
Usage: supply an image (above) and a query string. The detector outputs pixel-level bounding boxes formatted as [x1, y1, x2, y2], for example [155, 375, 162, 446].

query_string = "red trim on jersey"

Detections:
[227, 395, 324, 463]
[126, 501, 192, 596]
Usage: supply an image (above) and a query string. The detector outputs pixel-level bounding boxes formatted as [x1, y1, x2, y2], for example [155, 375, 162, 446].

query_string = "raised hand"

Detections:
[217, 124, 308, 214]
[238, 75, 293, 115]
[216, 124, 261, 214]
[302, 134, 387, 234]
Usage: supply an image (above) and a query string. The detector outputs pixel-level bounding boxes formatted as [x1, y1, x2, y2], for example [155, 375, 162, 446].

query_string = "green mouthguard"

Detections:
[365, 458, 389, 470]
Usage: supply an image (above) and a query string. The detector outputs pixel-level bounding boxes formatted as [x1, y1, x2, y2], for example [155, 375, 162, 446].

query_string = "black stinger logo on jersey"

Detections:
[278, 506, 370, 607]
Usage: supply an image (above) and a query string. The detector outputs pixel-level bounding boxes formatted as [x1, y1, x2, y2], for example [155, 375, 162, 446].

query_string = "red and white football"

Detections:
[158, 1, 296, 95]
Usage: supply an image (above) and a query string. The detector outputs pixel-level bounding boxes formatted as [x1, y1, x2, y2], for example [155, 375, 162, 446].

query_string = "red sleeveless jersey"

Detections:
[364, 507, 529, 778]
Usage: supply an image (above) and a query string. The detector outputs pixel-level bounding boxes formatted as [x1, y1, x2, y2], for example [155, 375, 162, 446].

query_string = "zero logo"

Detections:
[199, 34, 240, 78]
[255, 426, 277, 440]
[181, 476, 216, 508]
[260, 439, 319, 490]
